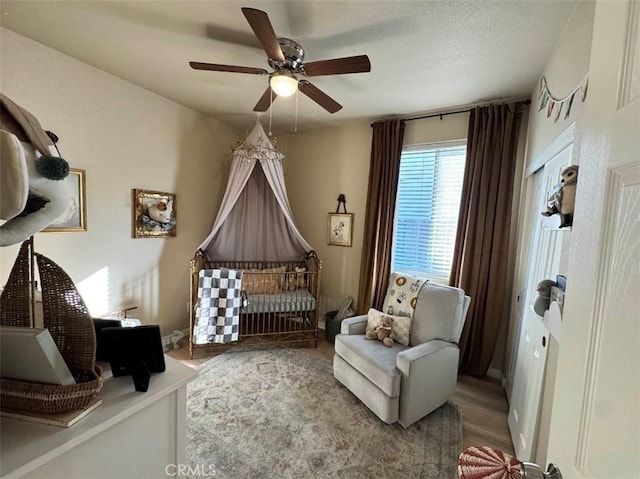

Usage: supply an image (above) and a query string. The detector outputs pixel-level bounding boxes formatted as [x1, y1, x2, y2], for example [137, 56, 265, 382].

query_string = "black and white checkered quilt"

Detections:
[193, 269, 242, 344]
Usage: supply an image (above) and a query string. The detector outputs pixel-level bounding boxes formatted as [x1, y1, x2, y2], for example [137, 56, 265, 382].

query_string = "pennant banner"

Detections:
[538, 74, 589, 122]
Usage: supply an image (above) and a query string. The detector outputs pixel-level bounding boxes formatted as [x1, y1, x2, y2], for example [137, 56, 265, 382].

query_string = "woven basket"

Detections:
[0, 241, 103, 413]
[0, 367, 102, 413]
[0, 241, 32, 328]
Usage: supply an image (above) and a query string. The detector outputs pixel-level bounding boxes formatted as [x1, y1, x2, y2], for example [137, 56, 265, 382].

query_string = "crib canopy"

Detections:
[197, 122, 313, 261]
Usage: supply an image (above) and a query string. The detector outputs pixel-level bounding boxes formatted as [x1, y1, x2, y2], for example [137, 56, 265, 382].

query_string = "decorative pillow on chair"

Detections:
[367, 308, 412, 346]
[383, 273, 427, 318]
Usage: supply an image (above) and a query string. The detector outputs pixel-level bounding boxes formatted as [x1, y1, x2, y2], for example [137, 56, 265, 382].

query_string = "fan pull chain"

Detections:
[268, 88, 273, 136]
[294, 88, 299, 133]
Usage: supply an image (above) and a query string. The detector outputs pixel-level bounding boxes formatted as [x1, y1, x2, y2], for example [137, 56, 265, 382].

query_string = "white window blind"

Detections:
[392, 142, 466, 280]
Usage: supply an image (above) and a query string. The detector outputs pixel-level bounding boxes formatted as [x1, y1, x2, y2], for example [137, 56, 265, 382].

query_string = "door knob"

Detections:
[521, 462, 562, 479]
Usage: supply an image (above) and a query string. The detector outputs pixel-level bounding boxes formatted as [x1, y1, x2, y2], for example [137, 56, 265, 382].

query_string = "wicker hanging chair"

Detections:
[0, 240, 103, 413]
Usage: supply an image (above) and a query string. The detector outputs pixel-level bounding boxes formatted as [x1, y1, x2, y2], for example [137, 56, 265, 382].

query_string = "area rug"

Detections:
[186, 348, 463, 478]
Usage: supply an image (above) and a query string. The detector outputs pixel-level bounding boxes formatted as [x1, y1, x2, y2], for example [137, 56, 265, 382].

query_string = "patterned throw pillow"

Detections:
[383, 273, 427, 318]
[243, 266, 286, 294]
[366, 308, 412, 346]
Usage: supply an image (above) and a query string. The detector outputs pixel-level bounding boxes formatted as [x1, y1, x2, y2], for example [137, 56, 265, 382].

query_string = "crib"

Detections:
[189, 251, 321, 358]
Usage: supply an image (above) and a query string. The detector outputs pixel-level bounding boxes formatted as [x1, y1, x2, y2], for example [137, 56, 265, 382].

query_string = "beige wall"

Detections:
[525, 0, 595, 174]
[0, 28, 239, 334]
[404, 113, 469, 146]
[504, 0, 596, 465]
[283, 114, 469, 320]
[282, 122, 371, 318]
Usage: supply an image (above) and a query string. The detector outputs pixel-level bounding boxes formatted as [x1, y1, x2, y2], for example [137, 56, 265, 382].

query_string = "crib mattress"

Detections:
[243, 289, 316, 314]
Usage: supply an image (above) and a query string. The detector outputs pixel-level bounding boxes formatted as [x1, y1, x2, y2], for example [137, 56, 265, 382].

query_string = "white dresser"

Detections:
[1, 356, 197, 478]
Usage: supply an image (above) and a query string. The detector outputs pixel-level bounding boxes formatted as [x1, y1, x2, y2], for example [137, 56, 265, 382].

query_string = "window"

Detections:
[391, 142, 466, 281]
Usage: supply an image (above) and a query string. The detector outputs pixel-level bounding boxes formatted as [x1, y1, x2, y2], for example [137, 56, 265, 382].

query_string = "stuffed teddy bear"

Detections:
[365, 314, 395, 347]
[283, 272, 297, 291]
[294, 266, 306, 288]
[283, 266, 307, 291]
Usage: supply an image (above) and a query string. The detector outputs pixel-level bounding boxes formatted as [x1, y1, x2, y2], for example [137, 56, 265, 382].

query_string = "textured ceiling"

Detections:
[0, 1, 577, 133]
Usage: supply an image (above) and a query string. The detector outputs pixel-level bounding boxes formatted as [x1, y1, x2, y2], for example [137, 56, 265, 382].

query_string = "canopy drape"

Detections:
[197, 122, 313, 261]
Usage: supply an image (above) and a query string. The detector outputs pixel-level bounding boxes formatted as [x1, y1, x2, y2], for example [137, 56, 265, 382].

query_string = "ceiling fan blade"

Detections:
[299, 81, 342, 113]
[302, 55, 371, 77]
[189, 62, 268, 75]
[241, 7, 285, 63]
[253, 87, 277, 112]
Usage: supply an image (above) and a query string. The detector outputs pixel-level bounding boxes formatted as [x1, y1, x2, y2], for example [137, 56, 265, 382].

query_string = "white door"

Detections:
[508, 311, 549, 460]
[546, 1, 640, 478]
[508, 145, 571, 461]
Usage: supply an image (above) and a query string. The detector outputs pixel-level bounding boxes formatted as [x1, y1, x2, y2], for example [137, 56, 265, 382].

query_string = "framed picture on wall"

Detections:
[328, 213, 353, 247]
[132, 189, 177, 238]
[43, 168, 87, 233]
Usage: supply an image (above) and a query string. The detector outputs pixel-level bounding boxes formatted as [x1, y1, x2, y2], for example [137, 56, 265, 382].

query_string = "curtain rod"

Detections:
[371, 98, 531, 126]
[406, 99, 531, 122]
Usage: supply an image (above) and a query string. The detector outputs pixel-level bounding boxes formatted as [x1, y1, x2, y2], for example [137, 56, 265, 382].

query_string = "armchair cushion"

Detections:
[334, 334, 409, 397]
[410, 282, 466, 346]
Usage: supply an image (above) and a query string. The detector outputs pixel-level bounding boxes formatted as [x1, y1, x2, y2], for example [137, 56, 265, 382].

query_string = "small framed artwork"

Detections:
[132, 189, 177, 238]
[44, 168, 87, 232]
[328, 213, 353, 247]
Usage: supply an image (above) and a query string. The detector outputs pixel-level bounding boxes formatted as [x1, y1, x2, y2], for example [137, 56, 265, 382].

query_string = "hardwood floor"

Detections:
[168, 331, 515, 456]
[451, 374, 515, 454]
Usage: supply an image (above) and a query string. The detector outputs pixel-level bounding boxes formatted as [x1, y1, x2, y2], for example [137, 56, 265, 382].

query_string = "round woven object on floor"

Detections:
[457, 446, 522, 479]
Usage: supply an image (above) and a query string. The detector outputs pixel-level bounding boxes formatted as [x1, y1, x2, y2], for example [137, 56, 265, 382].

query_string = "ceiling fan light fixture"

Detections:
[270, 73, 298, 97]
[190, 8, 369, 114]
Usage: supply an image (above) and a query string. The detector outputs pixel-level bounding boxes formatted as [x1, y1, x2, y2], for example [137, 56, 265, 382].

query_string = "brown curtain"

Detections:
[356, 119, 406, 314]
[450, 103, 521, 377]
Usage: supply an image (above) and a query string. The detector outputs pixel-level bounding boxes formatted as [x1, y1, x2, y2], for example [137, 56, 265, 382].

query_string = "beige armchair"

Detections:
[333, 281, 470, 427]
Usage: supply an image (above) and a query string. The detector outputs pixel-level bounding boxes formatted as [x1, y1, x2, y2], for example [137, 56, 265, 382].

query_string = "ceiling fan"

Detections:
[189, 7, 371, 114]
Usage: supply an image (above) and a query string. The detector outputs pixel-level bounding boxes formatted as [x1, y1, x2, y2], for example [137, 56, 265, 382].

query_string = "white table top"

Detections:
[0, 356, 197, 478]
